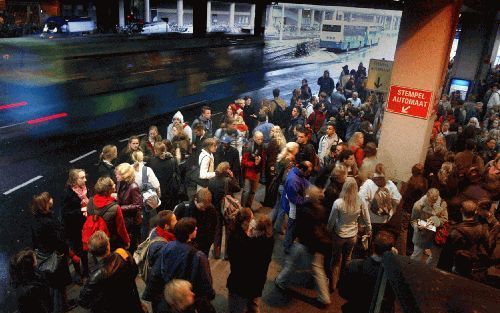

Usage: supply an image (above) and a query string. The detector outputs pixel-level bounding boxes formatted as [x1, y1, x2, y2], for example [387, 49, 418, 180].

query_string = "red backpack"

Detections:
[81, 201, 114, 251]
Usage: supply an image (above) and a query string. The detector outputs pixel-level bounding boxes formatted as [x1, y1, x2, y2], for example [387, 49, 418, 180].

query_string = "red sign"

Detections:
[386, 85, 433, 119]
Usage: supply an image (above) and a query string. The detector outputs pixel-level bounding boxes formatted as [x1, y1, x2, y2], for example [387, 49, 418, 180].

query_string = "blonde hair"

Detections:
[164, 279, 193, 311]
[100, 145, 117, 161]
[270, 126, 286, 149]
[67, 169, 85, 187]
[348, 132, 363, 149]
[437, 162, 454, 184]
[277, 142, 299, 163]
[332, 164, 348, 179]
[215, 161, 230, 175]
[116, 163, 135, 183]
[131, 150, 144, 171]
[339, 177, 360, 212]
[306, 186, 324, 203]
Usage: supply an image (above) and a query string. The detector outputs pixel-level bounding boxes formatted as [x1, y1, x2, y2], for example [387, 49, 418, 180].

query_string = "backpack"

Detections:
[186, 155, 210, 187]
[141, 166, 160, 211]
[370, 186, 395, 218]
[133, 231, 167, 281]
[221, 178, 241, 223]
[82, 201, 114, 251]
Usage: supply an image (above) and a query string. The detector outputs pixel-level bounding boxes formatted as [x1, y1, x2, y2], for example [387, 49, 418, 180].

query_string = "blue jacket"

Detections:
[280, 167, 310, 215]
[144, 241, 215, 302]
[254, 121, 274, 144]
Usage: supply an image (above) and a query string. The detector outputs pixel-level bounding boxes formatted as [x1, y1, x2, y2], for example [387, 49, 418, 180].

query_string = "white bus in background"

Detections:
[320, 14, 382, 51]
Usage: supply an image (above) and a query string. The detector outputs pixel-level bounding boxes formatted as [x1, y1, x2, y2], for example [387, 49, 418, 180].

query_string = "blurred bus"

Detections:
[320, 12, 382, 51]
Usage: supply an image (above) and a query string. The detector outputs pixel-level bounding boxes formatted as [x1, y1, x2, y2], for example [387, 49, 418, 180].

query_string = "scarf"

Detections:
[156, 226, 176, 242]
[72, 185, 89, 207]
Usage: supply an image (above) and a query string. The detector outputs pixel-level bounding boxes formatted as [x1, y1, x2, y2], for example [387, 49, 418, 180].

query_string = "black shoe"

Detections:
[274, 279, 287, 292]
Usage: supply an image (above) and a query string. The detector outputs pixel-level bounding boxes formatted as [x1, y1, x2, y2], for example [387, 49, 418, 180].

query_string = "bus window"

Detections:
[322, 24, 341, 32]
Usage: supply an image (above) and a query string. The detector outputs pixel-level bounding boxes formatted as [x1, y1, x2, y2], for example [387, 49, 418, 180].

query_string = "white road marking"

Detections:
[3, 175, 43, 195]
[0, 121, 25, 129]
[69, 150, 97, 164]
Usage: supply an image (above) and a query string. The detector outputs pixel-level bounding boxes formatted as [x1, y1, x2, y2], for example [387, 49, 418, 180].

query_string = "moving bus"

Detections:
[319, 19, 382, 51]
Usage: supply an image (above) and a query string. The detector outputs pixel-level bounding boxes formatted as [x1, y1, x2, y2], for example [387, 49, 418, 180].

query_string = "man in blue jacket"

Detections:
[281, 161, 313, 254]
[317, 70, 335, 98]
[143, 217, 216, 313]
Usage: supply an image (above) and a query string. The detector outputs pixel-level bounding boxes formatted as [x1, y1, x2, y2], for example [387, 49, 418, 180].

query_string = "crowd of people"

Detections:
[9, 64, 500, 313]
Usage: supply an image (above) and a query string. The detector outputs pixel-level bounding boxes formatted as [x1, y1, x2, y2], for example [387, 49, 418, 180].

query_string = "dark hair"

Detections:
[373, 231, 395, 256]
[338, 149, 354, 163]
[156, 210, 175, 228]
[201, 106, 211, 113]
[193, 122, 205, 131]
[236, 207, 253, 226]
[10, 248, 36, 287]
[273, 88, 280, 97]
[295, 125, 307, 135]
[243, 96, 251, 101]
[258, 113, 267, 123]
[31, 192, 52, 215]
[174, 217, 197, 243]
[313, 102, 322, 111]
[465, 139, 476, 150]
[364, 142, 377, 158]
[298, 161, 311, 172]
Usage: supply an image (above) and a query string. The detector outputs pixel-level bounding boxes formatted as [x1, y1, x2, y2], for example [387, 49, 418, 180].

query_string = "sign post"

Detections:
[386, 85, 433, 119]
[367, 59, 393, 93]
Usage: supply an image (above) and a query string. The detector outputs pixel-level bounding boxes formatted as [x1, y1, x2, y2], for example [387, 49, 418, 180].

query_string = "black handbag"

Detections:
[35, 250, 64, 275]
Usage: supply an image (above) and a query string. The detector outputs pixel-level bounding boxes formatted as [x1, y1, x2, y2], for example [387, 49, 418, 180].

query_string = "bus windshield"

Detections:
[322, 24, 341, 32]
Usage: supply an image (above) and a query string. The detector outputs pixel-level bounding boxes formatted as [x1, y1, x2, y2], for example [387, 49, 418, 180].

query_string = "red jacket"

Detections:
[241, 140, 266, 181]
[351, 146, 365, 168]
[92, 194, 130, 249]
[307, 110, 326, 133]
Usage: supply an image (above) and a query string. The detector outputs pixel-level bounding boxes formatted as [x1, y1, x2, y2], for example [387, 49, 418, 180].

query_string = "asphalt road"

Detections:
[0, 35, 397, 312]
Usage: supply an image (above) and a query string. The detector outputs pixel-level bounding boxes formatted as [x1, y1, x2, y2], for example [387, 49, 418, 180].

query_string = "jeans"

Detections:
[330, 233, 356, 290]
[241, 177, 260, 208]
[228, 292, 260, 313]
[283, 217, 296, 254]
[411, 244, 441, 268]
[276, 243, 330, 304]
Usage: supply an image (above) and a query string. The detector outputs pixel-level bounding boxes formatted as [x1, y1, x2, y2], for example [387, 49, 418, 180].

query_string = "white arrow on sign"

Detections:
[401, 106, 410, 113]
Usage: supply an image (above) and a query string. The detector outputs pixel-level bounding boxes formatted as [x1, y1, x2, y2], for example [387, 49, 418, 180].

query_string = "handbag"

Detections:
[434, 222, 450, 246]
[35, 249, 64, 275]
[222, 178, 241, 223]
[141, 166, 160, 211]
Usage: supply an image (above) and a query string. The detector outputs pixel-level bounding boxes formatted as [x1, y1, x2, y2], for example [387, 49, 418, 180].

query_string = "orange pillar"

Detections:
[378, 0, 462, 181]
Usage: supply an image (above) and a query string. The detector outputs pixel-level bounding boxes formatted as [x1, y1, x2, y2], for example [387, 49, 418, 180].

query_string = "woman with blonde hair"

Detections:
[62, 168, 89, 279]
[348, 131, 364, 167]
[270, 142, 300, 233]
[263, 126, 287, 207]
[97, 145, 117, 182]
[115, 163, 143, 253]
[328, 177, 371, 290]
[410, 188, 448, 267]
[131, 150, 161, 239]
